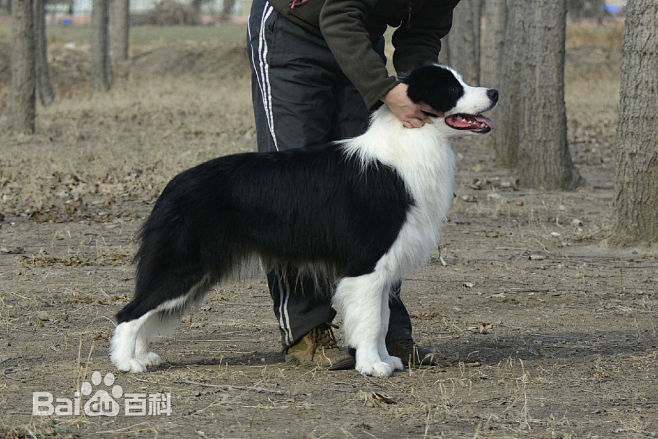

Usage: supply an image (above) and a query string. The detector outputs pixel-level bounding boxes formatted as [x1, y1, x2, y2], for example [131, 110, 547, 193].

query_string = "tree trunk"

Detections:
[609, 0, 658, 246]
[34, 0, 54, 106]
[191, 0, 203, 13]
[493, 0, 525, 167]
[480, 0, 506, 89]
[479, 0, 506, 152]
[220, 0, 236, 22]
[110, 0, 130, 63]
[91, 0, 112, 91]
[445, 0, 481, 85]
[10, 0, 36, 135]
[516, 0, 581, 190]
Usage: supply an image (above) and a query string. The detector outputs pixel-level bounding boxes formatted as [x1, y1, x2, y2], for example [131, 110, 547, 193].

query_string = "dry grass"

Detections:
[566, 20, 625, 48]
[1, 74, 253, 219]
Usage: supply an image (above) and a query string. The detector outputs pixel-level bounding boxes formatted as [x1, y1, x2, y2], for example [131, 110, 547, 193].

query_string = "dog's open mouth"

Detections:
[445, 114, 495, 133]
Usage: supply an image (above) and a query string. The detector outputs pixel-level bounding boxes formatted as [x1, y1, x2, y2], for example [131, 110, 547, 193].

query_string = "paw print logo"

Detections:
[82, 371, 123, 417]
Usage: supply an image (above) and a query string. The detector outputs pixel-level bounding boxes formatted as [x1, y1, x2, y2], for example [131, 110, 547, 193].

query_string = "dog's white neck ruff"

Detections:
[341, 106, 456, 279]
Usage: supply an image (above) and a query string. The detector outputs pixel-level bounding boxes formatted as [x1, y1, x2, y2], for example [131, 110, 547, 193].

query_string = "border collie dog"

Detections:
[111, 64, 497, 377]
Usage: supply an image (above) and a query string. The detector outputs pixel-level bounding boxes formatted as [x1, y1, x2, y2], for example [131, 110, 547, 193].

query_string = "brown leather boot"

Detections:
[386, 339, 443, 367]
[285, 324, 355, 370]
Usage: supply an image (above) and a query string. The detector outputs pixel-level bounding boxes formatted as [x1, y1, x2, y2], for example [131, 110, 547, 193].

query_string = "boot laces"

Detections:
[313, 323, 339, 349]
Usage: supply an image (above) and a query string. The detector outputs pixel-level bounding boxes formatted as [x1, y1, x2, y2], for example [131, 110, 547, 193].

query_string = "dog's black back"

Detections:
[116, 144, 413, 322]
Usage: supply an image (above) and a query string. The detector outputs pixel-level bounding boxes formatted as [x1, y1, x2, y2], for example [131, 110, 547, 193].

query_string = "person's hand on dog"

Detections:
[382, 83, 444, 128]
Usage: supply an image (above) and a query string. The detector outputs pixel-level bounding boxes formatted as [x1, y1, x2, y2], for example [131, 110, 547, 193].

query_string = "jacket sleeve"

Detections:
[319, 0, 398, 110]
[392, 0, 460, 75]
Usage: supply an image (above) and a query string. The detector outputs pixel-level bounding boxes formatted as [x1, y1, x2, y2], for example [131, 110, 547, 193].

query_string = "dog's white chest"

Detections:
[343, 112, 456, 276]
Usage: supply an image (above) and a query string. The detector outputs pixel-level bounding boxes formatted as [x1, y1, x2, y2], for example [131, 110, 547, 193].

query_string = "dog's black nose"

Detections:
[487, 89, 499, 103]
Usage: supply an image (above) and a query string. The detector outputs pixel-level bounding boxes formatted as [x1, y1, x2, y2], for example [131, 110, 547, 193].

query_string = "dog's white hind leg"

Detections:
[132, 311, 167, 367]
[111, 312, 154, 373]
[334, 272, 393, 377]
[112, 276, 211, 373]
[135, 338, 161, 367]
[135, 309, 183, 366]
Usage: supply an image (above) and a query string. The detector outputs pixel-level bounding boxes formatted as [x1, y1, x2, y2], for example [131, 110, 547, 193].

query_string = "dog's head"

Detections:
[401, 63, 498, 136]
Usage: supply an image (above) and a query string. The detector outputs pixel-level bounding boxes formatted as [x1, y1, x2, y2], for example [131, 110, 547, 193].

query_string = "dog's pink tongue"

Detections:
[475, 115, 495, 130]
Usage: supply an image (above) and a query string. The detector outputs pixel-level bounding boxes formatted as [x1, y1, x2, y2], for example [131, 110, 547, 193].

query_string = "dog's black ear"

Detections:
[402, 64, 464, 113]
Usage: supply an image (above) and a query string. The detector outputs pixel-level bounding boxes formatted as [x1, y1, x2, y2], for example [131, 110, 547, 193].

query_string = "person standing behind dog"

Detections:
[248, 0, 460, 369]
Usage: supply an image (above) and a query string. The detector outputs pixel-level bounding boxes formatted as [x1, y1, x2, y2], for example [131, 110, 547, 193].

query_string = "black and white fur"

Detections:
[110, 64, 498, 377]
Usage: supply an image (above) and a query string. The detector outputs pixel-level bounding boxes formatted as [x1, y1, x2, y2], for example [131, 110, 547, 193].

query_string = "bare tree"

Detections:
[34, 0, 54, 106]
[220, 0, 236, 22]
[516, 0, 580, 190]
[443, 0, 481, 85]
[91, 0, 112, 90]
[479, 0, 506, 152]
[191, 0, 215, 14]
[493, 0, 524, 167]
[480, 0, 506, 89]
[110, 0, 130, 63]
[191, 0, 203, 12]
[11, 0, 36, 134]
[493, 0, 580, 189]
[609, 0, 658, 246]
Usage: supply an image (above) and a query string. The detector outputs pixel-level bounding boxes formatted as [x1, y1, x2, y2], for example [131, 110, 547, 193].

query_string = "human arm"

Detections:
[319, 0, 457, 124]
[318, 0, 398, 110]
[391, 0, 460, 74]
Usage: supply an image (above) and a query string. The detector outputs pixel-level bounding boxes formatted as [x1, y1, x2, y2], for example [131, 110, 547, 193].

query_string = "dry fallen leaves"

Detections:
[360, 391, 396, 407]
[410, 312, 439, 320]
[467, 322, 493, 334]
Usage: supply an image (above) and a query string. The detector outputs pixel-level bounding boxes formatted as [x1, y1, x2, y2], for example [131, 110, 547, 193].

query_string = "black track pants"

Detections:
[248, 0, 413, 350]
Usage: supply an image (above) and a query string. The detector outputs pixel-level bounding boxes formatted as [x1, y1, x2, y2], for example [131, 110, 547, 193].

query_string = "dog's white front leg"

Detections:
[333, 273, 394, 377]
[378, 292, 404, 371]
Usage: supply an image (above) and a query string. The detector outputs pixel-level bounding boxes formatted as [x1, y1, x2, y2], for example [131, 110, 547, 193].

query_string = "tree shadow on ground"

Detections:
[432, 329, 656, 365]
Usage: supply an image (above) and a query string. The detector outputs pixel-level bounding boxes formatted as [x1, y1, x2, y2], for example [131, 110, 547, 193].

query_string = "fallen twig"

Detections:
[102, 316, 117, 327]
[532, 238, 550, 254]
[176, 379, 284, 395]
[3, 367, 25, 382]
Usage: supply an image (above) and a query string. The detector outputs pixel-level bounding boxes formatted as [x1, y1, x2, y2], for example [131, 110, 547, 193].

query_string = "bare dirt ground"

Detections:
[0, 23, 656, 439]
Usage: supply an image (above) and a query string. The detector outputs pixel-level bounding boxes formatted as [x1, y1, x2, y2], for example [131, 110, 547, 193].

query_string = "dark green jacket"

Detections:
[268, 0, 460, 109]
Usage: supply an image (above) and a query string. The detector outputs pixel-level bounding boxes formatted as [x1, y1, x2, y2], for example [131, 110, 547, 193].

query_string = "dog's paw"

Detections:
[385, 355, 404, 371]
[114, 358, 147, 373]
[136, 351, 162, 367]
[356, 360, 394, 377]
